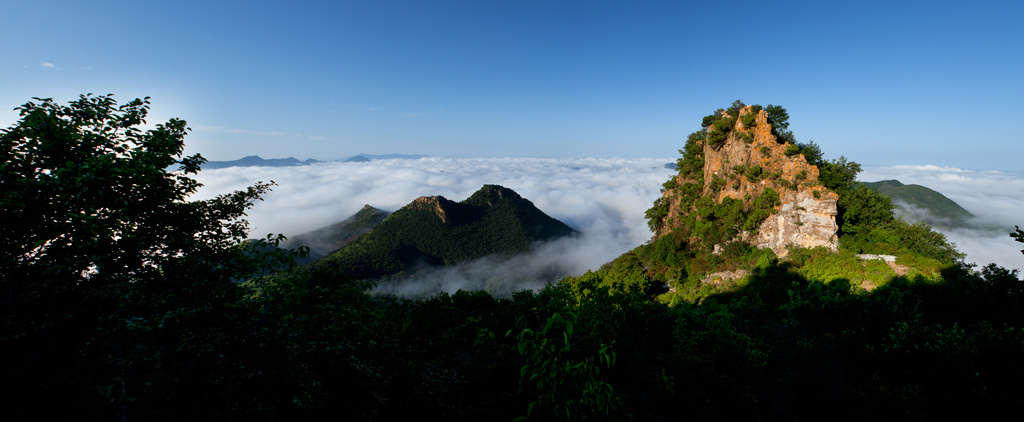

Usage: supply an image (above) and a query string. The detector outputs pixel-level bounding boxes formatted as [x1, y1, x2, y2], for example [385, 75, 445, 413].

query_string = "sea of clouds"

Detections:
[859, 165, 1024, 272]
[192, 157, 676, 295]
[190, 158, 1024, 296]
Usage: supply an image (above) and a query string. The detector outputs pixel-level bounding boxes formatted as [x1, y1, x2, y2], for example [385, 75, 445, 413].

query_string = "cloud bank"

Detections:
[192, 157, 676, 295]
[190, 159, 1023, 296]
[860, 165, 1024, 272]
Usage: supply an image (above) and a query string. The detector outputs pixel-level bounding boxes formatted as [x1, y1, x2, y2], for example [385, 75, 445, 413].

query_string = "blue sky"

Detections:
[2, 0, 1022, 170]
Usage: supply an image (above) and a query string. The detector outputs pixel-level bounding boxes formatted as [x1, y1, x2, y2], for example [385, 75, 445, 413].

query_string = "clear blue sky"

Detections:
[2, 0, 1022, 170]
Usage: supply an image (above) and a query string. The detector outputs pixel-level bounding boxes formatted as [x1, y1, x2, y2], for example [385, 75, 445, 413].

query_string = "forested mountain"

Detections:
[283, 205, 390, 263]
[861, 179, 975, 228]
[312, 184, 577, 281]
[5, 95, 1024, 420]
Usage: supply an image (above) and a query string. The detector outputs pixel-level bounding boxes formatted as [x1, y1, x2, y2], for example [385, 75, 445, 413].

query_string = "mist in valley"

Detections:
[191, 159, 1024, 297]
[860, 165, 1024, 272]
[193, 157, 675, 296]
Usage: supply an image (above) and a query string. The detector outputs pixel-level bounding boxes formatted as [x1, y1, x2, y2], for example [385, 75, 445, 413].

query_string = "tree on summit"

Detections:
[765, 104, 796, 144]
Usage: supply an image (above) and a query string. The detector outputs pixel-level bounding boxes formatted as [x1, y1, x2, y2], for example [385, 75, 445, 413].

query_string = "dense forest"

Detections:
[3, 95, 1024, 420]
[310, 184, 576, 281]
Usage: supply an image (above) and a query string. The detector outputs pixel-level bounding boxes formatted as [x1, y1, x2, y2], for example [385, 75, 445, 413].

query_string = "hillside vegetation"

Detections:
[312, 184, 577, 281]
[626, 101, 965, 302]
[4, 95, 1024, 420]
[861, 179, 975, 228]
[284, 204, 390, 264]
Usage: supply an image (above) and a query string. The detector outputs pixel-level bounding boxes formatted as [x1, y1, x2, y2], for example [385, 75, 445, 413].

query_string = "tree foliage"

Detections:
[765, 104, 795, 144]
[0, 95, 294, 418]
[314, 185, 576, 281]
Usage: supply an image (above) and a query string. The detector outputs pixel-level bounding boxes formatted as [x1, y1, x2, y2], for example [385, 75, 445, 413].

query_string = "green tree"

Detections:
[837, 184, 894, 239]
[513, 312, 621, 421]
[765, 104, 795, 144]
[0, 95, 289, 418]
[796, 141, 824, 166]
[764, 104, 789, 131]
[727, 100, 746, 117]
[817, 156, 861, 193]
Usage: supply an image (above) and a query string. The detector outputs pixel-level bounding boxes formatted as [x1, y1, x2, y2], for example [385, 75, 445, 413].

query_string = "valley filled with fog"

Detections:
[859, 165, 1024, 272]
[192, 157, 1024, 293]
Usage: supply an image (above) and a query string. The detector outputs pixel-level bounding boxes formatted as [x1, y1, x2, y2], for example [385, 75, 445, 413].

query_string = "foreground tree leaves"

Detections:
[0, 95, 279, 419]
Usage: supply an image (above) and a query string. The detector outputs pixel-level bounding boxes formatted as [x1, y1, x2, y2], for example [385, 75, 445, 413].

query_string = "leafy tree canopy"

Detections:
[0, 94, 297, 417]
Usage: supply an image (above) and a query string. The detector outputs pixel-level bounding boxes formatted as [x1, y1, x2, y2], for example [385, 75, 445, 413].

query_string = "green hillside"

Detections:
[861, 179, 974, 227]
[285, 204, 390, 264]
[313, 184, 576, 280]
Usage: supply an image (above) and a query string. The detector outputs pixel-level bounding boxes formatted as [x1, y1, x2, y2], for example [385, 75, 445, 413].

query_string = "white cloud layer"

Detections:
[192, 157, 676, 294]
[189, 160, 1023, 296]
[860, 165, 1024, 272]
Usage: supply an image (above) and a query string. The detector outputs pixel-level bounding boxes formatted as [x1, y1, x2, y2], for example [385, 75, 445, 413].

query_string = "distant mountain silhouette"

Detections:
[201, 153, 428, 169]
[313, 185, 576, 281]
[203, 155, 320, 169]
[340, 153, 428, 161]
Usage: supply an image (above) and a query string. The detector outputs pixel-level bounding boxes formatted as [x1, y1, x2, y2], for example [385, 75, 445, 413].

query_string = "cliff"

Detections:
[653, 105, 838, 257]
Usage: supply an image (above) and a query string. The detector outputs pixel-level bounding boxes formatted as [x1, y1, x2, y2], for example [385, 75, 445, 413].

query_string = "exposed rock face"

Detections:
[409, 196, 451, 223]
[657, 106, 838, 257]
[755, 189, 838, 255]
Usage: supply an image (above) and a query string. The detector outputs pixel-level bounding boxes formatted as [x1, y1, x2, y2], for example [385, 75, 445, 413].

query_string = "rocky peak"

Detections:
[408, 195, 453, 224]
[654, 105, 838, 257]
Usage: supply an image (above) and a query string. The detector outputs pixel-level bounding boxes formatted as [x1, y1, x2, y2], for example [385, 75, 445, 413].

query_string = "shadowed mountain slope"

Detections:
[284, 205, 390, 264]
[313, 185, 576, 281]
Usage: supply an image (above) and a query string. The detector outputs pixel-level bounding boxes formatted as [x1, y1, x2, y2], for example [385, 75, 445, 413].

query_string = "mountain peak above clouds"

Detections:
[313, 185, 576, 282]
[651, 105, 839, 257]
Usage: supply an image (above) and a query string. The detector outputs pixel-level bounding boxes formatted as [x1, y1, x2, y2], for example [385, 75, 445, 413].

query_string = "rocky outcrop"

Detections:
[755, 189, 838, 255]
[409, 196, 451, 224]
[657, 105, 838, 257]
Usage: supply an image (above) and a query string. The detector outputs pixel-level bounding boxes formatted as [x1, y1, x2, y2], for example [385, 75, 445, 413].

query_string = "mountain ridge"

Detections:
[313, 184, 576, 281]
[283, 204, 391, 264]
[860, 179, 974, 228]
[202, 153, 428, 169]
